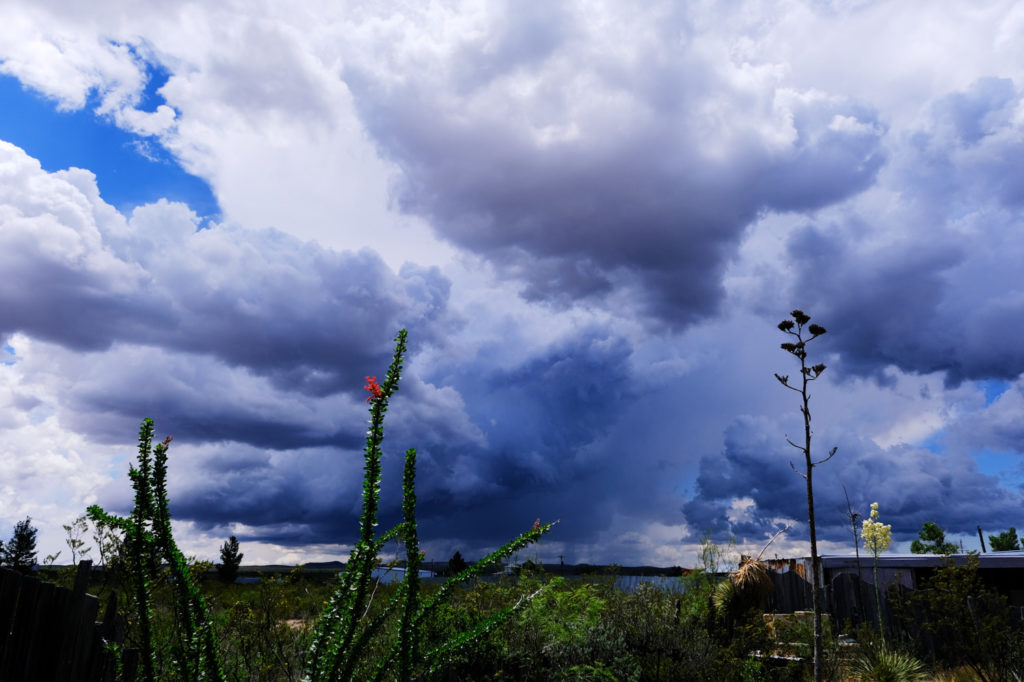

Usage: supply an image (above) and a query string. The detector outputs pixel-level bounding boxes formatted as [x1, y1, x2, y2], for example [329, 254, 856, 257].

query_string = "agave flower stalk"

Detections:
[775, 309, 836, 682]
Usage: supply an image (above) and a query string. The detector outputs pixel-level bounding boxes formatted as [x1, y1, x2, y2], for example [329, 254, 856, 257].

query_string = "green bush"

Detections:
[903, 555, 1024, 681]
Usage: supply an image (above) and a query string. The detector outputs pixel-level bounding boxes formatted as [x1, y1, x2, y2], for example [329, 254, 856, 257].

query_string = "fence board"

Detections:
[3, 571, 40, 680]
[0, 561, 133, 681]
[0, 569, 19, 656]
[767, 571, 815, 613]
[765, 569, 927, 641]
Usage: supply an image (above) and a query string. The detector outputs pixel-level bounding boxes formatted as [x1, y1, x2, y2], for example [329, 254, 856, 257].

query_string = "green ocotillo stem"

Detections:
[399, 447, 420, 682]
[329, 330, 408, 680]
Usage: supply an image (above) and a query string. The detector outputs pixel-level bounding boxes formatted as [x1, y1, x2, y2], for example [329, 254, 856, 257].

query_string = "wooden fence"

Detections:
[766, 570, 903, 630]
[765, 570, 1023, 637]
[0, 560, 137, 681]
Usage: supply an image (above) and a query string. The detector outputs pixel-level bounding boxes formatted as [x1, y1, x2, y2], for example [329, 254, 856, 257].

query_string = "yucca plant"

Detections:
[712, 526, 785, 622]
[849, 646, 929, 682]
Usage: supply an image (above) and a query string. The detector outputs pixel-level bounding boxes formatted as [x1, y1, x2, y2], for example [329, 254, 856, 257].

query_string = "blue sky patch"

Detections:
[979, 378, 1011, 406]
[916, 430, 946, 455]
[0, 73, 218, 219]
[973, 447, 1024, 486]
[917, 431, 1019, 482]
[122, 43, 174, 115]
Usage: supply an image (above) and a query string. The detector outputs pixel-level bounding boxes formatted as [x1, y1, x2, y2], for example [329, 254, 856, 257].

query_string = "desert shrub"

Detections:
[213, 568, 315, 682]
[903, 555, 1024, 682]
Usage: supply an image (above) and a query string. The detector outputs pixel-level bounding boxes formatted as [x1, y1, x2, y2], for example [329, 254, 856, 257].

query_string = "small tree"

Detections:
[910, 521, 957, 555]
[775, 309, 835, 682]
[988, 527, 1021, 552]
[216, 536, 244, 583]
[90, 515, 124, 569]
[4, 517, 39, 573]
[446, 550, 467, 577]
[63, 514, 92, 564]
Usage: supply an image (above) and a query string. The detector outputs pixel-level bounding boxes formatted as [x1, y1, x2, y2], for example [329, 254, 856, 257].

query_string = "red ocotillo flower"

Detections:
[364, 376, 383, 403]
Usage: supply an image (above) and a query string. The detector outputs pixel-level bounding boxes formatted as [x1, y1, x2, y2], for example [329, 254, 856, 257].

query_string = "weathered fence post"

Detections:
[0, 560, 133, 681]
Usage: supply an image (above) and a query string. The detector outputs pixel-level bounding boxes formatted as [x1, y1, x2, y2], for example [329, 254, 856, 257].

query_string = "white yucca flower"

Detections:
[862, 502, 892, 555]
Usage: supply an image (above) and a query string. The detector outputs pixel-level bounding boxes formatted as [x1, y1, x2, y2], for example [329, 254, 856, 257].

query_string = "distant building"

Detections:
[765, 557, 805, 578]
[796, 552, 1024, 606]
[369, 566, 437, 584]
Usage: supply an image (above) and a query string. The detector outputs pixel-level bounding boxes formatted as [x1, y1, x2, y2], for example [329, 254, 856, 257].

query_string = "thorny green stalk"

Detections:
[88, 420, 159, 681]
[307, 330, 408, 681]
[152, 436, 223, 680]
[89, 330, 553, 682]
[306, 329, 554, 681]
[397, 447, 420, 681]
[775, 309, 836, 682]
[88, 418, 225, 682]
[370, 522, 555, 681]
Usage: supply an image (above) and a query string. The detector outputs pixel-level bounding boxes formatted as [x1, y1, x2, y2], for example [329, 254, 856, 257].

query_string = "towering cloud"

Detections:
[342, 2, 885, 326]
[0, 0, 1022, 564]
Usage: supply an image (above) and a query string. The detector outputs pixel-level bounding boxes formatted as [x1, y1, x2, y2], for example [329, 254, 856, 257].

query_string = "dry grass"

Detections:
[732, 556, 774, 603]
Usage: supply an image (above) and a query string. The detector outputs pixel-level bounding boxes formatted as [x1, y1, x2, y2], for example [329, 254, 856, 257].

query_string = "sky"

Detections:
[1, 0, 1024, 569]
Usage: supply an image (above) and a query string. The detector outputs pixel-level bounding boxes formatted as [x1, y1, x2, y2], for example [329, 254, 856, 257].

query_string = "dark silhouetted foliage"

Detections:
[447, 551, 467, 577]
[910, 521, 957, 555]
[217, 536, 244, 583]
[3, 517, 38, 573]
[988, 527, 1020, 552]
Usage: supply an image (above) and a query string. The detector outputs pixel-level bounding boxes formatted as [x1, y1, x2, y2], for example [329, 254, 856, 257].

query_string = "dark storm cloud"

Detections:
[783, 78, 1024, 386]
[166, 444, 365, 531]
[682, 415, 1024, 544]
[61, 354, 368, 449]
[364, 329, 638, 545]
[1, 144, 655, 553]
[0, 148, 457, 410]
[344, 6, 885, 327]
[159, 327, 641, 548]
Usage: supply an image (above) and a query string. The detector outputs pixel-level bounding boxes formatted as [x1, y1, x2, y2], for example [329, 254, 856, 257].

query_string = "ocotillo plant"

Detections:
[88, 419, 225, 682]
[304, 329, 554, 682]
[88, 331, 552, 682]
[775, 309, 836, 682]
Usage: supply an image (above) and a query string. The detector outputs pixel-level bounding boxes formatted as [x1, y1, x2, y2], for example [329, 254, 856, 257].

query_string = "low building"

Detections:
[798, 552, 1024, 606]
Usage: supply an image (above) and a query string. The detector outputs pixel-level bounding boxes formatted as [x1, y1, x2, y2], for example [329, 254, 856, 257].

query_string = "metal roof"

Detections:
[817, 552, 1024, 569]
